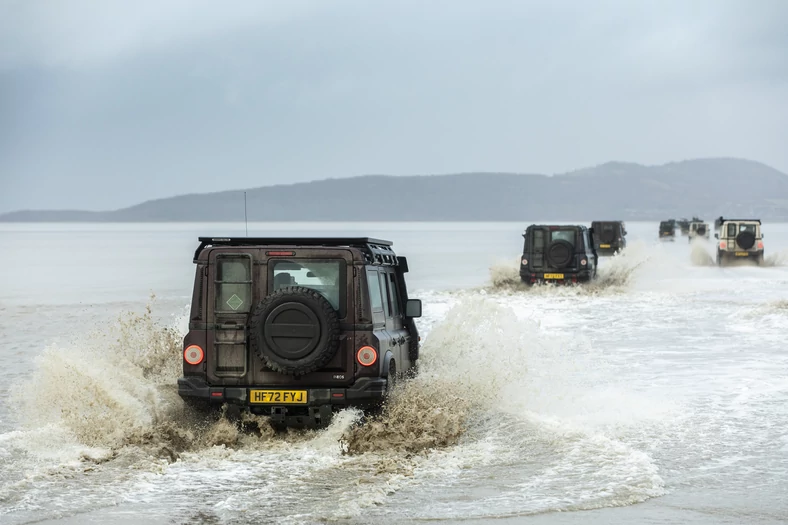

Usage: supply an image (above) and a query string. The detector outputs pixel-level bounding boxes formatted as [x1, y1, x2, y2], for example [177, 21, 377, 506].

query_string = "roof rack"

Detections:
[716, 217, 762, 225]
[193, 237, 398, 265]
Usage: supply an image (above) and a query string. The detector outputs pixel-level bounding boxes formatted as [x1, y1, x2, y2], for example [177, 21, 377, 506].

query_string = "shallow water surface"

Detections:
[1, 221, 787, 524]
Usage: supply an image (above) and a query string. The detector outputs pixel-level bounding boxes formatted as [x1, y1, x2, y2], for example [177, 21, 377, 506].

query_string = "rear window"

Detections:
[551, 230, 576, 245]
[739, 224, 756, 234]
[271, 259, 343, 311]
[528, 228, 577, 249]
[727, 223, 737, 237]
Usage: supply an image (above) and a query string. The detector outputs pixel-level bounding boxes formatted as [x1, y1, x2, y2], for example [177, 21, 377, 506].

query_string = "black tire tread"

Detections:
[249, 286, 340, 376]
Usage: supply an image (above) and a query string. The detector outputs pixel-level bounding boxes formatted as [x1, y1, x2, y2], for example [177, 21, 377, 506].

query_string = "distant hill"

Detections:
[4, 158, 788, 222]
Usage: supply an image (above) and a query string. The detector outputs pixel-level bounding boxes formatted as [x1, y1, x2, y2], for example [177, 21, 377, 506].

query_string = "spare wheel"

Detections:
[599, 227, 616, 243]
[546, 240, 574, 268]
[249, 286, 340, 376]
[736, 231, 755, 250]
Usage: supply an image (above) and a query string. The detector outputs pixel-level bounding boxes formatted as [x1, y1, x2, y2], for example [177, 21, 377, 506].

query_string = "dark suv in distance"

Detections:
[519, 225, 598, 285]
[178, 237, 422, 429]
[659, 220, 676, 240]
[590, 220, 627, 256]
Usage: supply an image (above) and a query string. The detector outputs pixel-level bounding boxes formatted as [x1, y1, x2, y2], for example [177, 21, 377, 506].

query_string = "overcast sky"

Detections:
[1, 0, 787, 212]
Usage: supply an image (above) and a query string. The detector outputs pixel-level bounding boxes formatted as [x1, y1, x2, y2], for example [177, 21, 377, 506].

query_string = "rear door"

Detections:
[255, 251, 355, 387]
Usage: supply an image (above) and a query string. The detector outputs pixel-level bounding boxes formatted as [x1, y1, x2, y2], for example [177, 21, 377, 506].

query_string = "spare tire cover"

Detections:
[599, 227, 616, 243]
[697, 225, 707, 236]
[249, 286, 340, 376]
[546, 240, 574, 268]
[736, 231, 755, 250]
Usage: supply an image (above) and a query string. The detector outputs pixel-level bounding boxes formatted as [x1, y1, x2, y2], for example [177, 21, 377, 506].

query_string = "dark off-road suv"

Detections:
[590, 220, 627, 256]
[659, 220, 676, 240]
[178, 237, 422, 429]
[519, 225, 598, 285]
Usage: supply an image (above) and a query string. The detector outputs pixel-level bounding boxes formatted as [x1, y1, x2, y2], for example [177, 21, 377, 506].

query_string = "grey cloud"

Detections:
[1, 0, 787, 213]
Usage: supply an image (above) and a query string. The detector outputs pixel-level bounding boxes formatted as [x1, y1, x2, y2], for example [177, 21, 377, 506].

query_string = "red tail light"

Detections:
[720, 241, 727, 249]
[184, 345, 204, 365]
[357, 346, 378, 367]
[758, 241, 764, 249]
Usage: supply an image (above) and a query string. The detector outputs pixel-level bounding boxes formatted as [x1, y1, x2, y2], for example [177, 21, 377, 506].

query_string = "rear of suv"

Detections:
[714, 219, 765, 265]
[178, 237, 423, 429]
[519, 225, 598, 285]
[659, 220, 676, 241]
[590, 220, 627, 256]
[688, 220, 710, 242]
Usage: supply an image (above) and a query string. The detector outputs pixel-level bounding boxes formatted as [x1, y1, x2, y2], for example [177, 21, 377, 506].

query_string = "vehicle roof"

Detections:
[526, 224, 589, 230]
[194, 237, 397, 264]
[718, 218, 762, 224]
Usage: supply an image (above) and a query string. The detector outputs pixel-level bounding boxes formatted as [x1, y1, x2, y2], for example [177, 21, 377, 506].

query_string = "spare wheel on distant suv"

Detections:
[599, 228, 616, 244]
[249, 286, 340, 376]
[736, 230, 755, 250]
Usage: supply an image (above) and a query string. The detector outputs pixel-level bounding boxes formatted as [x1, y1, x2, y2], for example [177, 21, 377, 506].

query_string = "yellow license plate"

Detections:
[735, 252, 749, 257]
[599, 244, 611, 248]
[543, 273, 564, 279]
[249, 390, 307, 404]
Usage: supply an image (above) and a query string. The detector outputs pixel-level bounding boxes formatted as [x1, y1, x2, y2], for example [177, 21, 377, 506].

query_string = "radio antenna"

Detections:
[244, 191, 249, 236]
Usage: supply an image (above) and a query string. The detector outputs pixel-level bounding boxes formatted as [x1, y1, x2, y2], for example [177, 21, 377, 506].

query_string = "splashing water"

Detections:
[763, 249, 788, 267]
[341, 296, 526, 455]
[5, 296, 247, 461]
[690, 240, 715, 266]
[487, 241, 655, 294]
[2, 293, 666, 523]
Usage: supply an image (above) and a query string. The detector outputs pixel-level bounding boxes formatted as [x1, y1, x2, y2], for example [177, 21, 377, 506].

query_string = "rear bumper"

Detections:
[595, 244, 624, 256]
[177, 376, 387, 427]
[519, 268, 594, 285]
[718, 249, 763, 262]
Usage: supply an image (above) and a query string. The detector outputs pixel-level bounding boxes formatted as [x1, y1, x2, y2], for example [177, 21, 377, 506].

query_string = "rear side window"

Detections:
[216, 255, 252, 313]
[367, 269, 384, 311]
[727, 223, 737, 237]
[388, 273, 401, 317]
[366, 268, 385, 324]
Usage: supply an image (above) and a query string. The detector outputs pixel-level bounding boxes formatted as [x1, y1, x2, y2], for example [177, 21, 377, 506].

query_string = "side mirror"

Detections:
[714, 234, 719, 239]
[405, 299, 422, 318]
